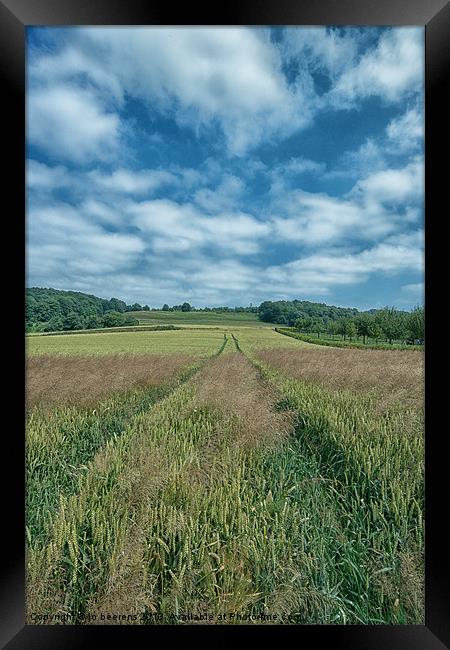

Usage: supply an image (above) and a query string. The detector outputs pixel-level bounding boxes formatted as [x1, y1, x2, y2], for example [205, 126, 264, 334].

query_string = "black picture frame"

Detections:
[2, 0, 448, 647]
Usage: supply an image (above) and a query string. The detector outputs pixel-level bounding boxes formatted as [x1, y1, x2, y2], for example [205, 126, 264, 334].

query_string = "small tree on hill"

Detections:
[355, 314, 371, 344]
[347, 320, 357, 341]
[327, 320, 339, 338]
[406, 305, 424, 342]
[311, 318, 326, 338]
[375, 307, 406, 344]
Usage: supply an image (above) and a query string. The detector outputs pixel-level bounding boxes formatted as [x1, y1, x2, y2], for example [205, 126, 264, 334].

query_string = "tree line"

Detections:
[293, 306, 424, 345]
[26, 288, 143, 332]
[258, 299, 359, 325]
[25, 288, 424, 342]
[160, 303, 258, 313]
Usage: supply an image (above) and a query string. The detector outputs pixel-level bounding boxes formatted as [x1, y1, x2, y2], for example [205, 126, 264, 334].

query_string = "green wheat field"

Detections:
[26, 323, 424, 625]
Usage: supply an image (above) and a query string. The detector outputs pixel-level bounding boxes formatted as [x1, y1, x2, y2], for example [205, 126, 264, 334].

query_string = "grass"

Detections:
[26, 329, 226, 357]
[256, 346, 424, 412]
[28, 325, 181, 336]
[233, 327, 312, 353]
[26, 353, 196, 408]
[26, 358, 204, 550]
[240, 334, 424, 624]
[26, 326, 424, 625]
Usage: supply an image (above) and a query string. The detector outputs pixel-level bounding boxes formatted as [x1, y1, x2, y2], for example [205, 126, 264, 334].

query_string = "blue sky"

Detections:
[26, 26, 424, 310]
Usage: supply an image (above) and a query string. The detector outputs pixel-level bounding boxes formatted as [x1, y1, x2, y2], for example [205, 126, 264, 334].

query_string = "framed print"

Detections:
[1, 0, 448, 647]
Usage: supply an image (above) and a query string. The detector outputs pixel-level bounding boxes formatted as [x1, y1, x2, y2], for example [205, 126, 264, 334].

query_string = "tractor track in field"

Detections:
[27, 329, 295, 623]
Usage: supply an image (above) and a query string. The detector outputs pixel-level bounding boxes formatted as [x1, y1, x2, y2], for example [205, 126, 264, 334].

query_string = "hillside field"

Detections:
[127, 310, 273, 327]
[26, 323, 424, 625]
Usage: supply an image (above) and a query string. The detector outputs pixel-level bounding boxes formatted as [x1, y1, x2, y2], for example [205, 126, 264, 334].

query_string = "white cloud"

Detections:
[28, 85, 120, 163]
[338, 138, 386, 176]
[281, 27, 362, 82]
[29, 27, 312, 157]
[27, 201, 145, 280]
[351, 156, 423, 206]
[326, 105, 423, 182]
[331, 28, 423, 106]
[26, 27, 425, 307]
[30, 27, 320, 155]
[402, 282, 424, 294]
[271, 190, 392, 245]
[27, 159, 69, 190]
[88, 168, 177, 195]
[28, 27, 424, 163]
[386, 107, 423, 152]
[193, 174, 245, 212]
[266, 233, 424, 293]
[130, 198, 270, 255]
[29, 45, 124, 104]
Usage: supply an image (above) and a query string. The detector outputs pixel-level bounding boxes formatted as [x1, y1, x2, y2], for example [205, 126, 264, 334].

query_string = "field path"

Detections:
[28, 332, 300, 622]
[27, 326, 424, 625]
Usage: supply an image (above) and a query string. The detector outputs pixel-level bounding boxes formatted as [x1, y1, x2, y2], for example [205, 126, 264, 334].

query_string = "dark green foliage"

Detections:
[374, 307, 407, 344]
[258, 300, 359, 326]
[26, 288, 141, 332]
[102, 311, 125, 328]
[354, 314, 371, 344]
[273, 300, 424, 346]
[405, 306, 425, 342]
[336, 317, 357, 340]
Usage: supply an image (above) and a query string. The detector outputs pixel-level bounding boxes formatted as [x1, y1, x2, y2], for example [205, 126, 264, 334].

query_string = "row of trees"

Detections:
[160, 303, 258, 313]
[295, 306, 424, 344]
[162, 303, 192, 312]
[29, 311, 139, 333]
[258, 299, 359, 326]
[25, 288, 259, 331]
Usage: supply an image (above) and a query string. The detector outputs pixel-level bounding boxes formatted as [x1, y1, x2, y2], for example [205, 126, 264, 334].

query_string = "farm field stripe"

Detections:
[239, 340, 424, 624]
[26, 337, 229, 550]
[27, 348, 306, 624]
[27, 328, 227, 358]
[26, 330, 423, 625]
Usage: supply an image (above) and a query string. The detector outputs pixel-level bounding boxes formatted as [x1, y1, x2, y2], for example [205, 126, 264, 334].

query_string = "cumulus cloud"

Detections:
[129, 198, 270, 256]
[266, 232, 424, 292]
[88, 168, 177, 195]
[27, 27, 424, 163]
[280, 27, 363, 85]
[27, 85, 121, 163]
[270, 190, 393, 245]
[330, 28, 423, 106]
[26, 27, 424, 307]
[27, 200, 145, 282]
[350, 156, 423, 206]
[269, 155, 423, 248]
[193, 174, 245, 212]
[29, 27, 310, 157]
[27, 159, 69, 190]
[386, 106, 423, 152]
